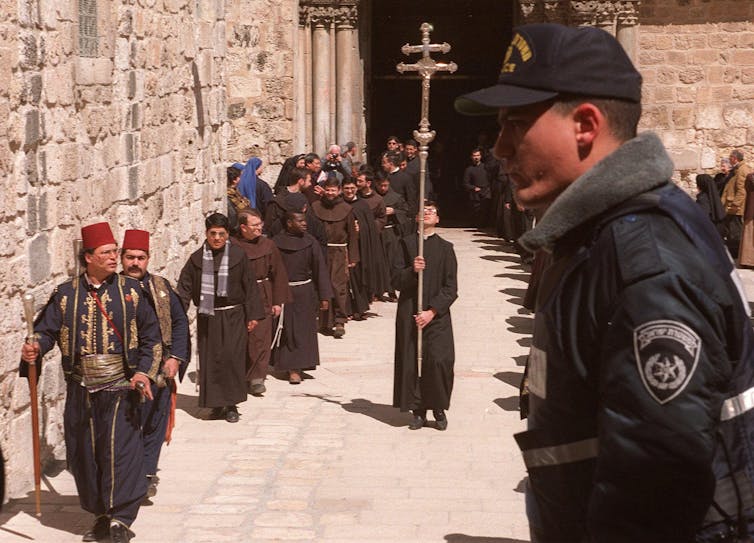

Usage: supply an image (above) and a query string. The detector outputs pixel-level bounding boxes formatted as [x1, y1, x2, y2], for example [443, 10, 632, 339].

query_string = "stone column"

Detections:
[329, 19, 337, 147]
[295, 21, 308, 152]
[311, 11, 331, 156]
[304, 22, 313, 151]
[335, 7, 357, 145]
[616, 1, 640, 63]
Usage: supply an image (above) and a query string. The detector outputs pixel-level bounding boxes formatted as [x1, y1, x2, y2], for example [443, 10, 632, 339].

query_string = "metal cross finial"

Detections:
[396, 23, 458, 140]
[395, 23, 457, 379]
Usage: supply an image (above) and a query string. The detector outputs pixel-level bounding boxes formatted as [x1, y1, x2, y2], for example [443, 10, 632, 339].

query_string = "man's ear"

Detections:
[572, 103, 605, 159]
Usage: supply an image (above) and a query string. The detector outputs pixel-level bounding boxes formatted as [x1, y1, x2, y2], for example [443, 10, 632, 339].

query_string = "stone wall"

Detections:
[225, 0, 298, 185]
[637, 0, 754, 189]
[0, 0, 229, 500]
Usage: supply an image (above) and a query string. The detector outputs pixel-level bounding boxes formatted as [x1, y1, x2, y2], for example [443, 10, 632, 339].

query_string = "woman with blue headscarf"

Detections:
[238, 157, 273, 213]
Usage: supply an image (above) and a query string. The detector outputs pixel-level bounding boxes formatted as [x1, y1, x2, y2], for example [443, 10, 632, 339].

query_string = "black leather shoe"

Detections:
[408, 413, 426, 430]
[225, 405, 239, 423]
[109, 522, 134, 543]
[82, 516, 109, 541]
[209, 407, 225, 420]
[433, 410, 448, 431]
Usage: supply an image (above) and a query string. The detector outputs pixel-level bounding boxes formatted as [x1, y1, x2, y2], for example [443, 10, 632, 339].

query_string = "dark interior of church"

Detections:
[367, 0, 514, 219]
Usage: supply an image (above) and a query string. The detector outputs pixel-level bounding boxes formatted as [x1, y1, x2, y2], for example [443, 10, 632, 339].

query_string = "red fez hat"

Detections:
[122, 229, 150, 252]
[81, 222, 116, 250]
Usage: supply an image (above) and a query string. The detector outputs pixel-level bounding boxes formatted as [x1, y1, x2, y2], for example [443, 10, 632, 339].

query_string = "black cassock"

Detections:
[272, 231, 333, 371]
[392, 233, 458, 412]
[343, 196, 384, 315]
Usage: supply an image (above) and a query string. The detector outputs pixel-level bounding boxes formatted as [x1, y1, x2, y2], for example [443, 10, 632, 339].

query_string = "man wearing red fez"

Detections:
[21, 221, 162, 543]
[176, 212, 265, 422]
[120, 229, 190, 499]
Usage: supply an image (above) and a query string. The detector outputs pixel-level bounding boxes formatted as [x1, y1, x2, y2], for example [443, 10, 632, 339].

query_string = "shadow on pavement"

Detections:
[495, 272, 531, 283]
[501, 287, 527, 307]
[513, 354, 528, 367]
[175, 392, 211, 420]
[494, 396, 520, 412]
[445, 534, 529, 543]
[506, 315, 533, 335]
[0, 466, 89, 539]
[494, 371, 523, 389]
[300, 394, 408, 427]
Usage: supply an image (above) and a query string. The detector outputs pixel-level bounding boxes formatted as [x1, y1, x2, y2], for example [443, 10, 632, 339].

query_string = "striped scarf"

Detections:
[198, 241, 229, 316]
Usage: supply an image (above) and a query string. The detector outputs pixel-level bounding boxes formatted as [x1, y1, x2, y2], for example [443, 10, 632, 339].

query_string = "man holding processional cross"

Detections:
[391, 23, 459, 431]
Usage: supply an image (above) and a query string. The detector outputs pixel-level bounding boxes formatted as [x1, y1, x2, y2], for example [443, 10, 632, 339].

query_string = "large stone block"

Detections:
[723, 105, 754, 129]
[696, 105, 724, 129]
[668, 147, 701, 171]
[713, 127, 748, 147]
[678, 66, 705, 84]
[24, 108, 39, 147]
[18, 31, 37, 69]
[28, 233, 51, 283]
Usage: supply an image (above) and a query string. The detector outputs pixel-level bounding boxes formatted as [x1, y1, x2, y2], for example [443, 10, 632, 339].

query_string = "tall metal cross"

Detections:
[396, 23, 457, 378]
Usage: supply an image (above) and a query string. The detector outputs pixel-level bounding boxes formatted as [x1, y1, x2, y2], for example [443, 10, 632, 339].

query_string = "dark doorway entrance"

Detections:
[367, 0, 515, 220]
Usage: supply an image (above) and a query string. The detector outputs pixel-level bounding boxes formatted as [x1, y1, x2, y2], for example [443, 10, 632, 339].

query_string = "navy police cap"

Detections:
[455, 23, 642, 115]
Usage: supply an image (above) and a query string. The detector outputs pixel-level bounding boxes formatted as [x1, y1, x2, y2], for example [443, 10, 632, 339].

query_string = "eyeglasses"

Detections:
[423, 208, 438, 215]
[247, 222, 263, 229]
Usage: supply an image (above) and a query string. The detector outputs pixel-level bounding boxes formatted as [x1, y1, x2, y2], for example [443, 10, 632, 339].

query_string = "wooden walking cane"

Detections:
[22, 293, 42, 517]
[396, 23, 457, 378]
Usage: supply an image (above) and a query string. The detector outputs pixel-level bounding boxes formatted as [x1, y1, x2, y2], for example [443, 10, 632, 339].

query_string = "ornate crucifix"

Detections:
[396, 23, 457, 378]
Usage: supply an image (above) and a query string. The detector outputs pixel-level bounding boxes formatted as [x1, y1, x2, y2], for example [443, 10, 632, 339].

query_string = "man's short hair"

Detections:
[342, 177, 357, 187]
[358, 164, 373, 176]
[344, 141, 356, 152]
[424, 199, 440, 214]
[551, 95, 642, 142]
[289, 167, 309, 186]
[323, 176, 340, 189]
[238, 209, 262, 225]
[471, 147, 484, 155]
[731, 149, 744, 162]
[304, 153, 320, 165]
[385, 151, 405, 168]
[405, 139, 418, 148]
[386, 136, 400, 145]
[205, 212, 230, 231]
[227, 166, 241, 185]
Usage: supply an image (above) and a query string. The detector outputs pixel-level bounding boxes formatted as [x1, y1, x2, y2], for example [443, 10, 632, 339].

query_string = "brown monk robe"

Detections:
[311, 177, 359, 338]
[232, 210, 292, 396]
[739, 173, 754, 267]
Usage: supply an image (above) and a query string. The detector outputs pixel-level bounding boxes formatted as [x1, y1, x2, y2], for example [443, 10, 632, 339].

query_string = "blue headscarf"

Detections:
[238, 157, 263, 209]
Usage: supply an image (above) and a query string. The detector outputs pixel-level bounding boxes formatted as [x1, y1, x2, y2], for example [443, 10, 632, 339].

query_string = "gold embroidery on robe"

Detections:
[151, 277, 173, 350]
[129, 318, 138, 351]
[81, 295, 98, 355]
[129, 288, 139, 309]
[59, 295, 69, 356]
[99, 291, 115, 354]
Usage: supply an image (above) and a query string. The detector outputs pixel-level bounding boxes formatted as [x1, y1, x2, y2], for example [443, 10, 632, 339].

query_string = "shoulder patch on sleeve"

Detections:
[611, 215, 667, 285]
[633, 320, 701, 404]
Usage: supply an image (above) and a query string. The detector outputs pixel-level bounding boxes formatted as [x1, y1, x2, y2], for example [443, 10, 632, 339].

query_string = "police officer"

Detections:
[456, 23, 754, 542]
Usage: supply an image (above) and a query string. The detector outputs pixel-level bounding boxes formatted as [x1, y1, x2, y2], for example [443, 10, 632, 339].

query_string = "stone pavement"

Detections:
[0, 226, 531, 543]
[3, 227, 754, 543]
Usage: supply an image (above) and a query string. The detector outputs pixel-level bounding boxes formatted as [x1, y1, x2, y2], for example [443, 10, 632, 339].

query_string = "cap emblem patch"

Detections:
[502, 33, 532, 74]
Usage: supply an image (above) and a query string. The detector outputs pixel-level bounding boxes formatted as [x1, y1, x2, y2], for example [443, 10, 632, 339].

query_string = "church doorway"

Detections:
[366, 0, 515, 220]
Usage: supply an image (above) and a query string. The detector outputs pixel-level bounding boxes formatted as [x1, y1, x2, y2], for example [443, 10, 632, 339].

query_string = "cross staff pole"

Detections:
[396, 23, 457, 378]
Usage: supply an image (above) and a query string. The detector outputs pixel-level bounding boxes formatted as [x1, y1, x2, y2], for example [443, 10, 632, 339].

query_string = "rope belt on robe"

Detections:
[271, 279, 312, 349]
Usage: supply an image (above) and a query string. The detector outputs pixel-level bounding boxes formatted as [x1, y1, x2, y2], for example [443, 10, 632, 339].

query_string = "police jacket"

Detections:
[516, 133, 754, 543]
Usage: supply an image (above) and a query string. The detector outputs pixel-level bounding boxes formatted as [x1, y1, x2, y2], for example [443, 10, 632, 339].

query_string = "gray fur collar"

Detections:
[519, 132, 674, 253]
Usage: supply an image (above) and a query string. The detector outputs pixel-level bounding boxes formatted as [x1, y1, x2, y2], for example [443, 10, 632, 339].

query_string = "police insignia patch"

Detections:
[633, 320, 701, 404]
